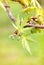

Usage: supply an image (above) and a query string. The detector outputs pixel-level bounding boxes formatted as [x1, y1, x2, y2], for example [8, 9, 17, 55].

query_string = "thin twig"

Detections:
[4, 0, 16, 22]
[24, 24, 44, 29]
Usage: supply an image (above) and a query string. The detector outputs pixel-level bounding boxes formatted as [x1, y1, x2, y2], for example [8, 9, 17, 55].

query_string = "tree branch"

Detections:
[4, 0, 44, 29]
[24, 24, 44, 29]
[4, 0, 16, 22]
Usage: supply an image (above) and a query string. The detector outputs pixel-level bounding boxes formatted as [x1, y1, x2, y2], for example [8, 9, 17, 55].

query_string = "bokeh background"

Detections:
[0, 0, 44, 65]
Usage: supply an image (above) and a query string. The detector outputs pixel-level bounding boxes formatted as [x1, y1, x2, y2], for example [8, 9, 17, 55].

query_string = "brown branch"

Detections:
[24, 24, 44, 29]
[4, 0, 16, 22]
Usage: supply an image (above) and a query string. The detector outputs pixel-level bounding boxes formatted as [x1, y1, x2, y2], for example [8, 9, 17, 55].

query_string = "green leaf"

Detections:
[18, 0, 31, 6]
[21, 16, 29, 28]
[35, 0, 42, 8]
[36, 8, 44, 24]
[11, 22, 18, 29]
[22, 6, 36, 12]
[15, 15, 20, 27]
[31, 0, 36, 7]
[26, 36, 34, 42]
[22, 36, 32, 55]
[31, 27, 41, 34]
[0, 1, 6, 11]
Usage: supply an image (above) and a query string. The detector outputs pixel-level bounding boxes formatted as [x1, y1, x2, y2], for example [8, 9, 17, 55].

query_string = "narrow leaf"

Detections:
[11, 22, 18, 29]
[0, 1, 6, 11]
[22, 37, 32, 55]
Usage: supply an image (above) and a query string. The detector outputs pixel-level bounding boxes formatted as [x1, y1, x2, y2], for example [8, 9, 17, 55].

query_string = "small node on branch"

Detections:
[4, 5, 10, 8]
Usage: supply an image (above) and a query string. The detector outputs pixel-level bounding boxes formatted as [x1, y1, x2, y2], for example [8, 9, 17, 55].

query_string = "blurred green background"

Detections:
[0, 0, 44, 65]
